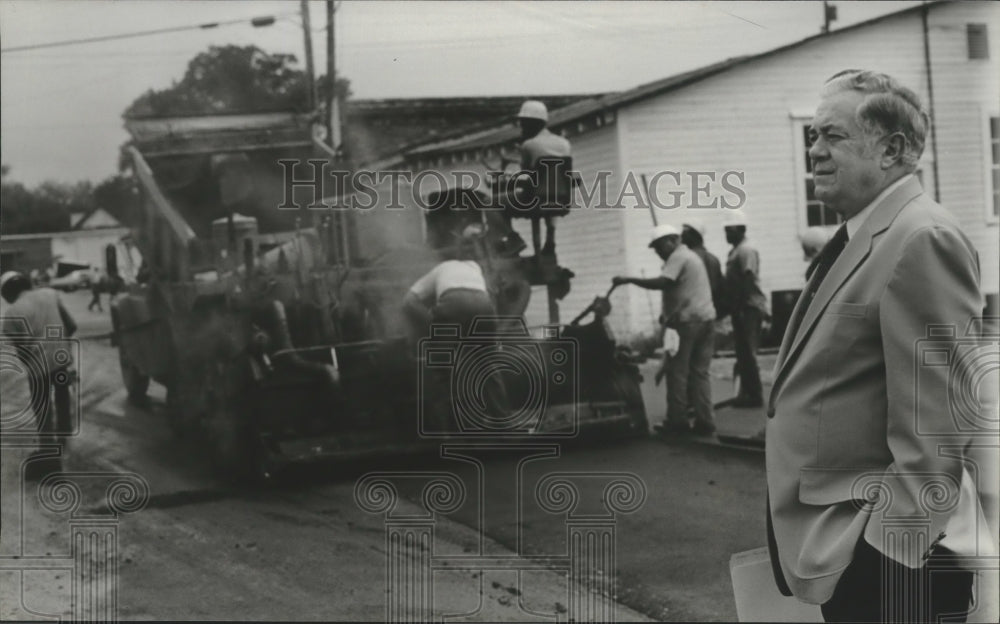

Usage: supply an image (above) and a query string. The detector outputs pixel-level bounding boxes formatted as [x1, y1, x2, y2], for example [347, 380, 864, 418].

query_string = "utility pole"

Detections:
[326, 0, 341, 151]
[300, 0, 316, 111]
[323, 0, 346, 265]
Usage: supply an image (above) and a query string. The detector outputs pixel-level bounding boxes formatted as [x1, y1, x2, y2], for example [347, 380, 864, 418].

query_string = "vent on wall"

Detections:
[968, 23, 989, 60]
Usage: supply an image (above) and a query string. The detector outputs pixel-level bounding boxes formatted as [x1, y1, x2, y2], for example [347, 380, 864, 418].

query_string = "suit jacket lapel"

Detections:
[774, 270, 818, 373]
[770, 177, 924, 401]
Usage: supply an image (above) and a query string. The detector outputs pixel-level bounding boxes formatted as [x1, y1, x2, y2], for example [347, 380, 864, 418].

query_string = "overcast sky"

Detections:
[0, 0, 922, 186]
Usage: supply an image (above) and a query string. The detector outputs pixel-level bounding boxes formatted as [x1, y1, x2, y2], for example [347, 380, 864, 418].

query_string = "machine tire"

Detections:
[119, 348, 149, 404]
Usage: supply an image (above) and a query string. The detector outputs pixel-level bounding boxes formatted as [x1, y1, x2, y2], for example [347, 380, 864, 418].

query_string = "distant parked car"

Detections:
[49, 268, 94, 292]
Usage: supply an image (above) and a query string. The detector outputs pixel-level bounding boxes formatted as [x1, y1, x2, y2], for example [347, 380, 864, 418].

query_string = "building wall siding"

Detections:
[612, 2, 998, 337]
[928, 1, 1000, 296]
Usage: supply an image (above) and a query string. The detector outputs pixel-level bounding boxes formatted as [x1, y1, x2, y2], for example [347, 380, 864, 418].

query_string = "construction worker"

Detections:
[403, 223, 494, 337]
[1, 270, 77, 477]
[403, 224, 508, 431]
[613, 223, 717, 435]
[517, 100, 571, 171]
[682, 221, 727, 319]
[516, 100, 571, 256]
[723, 211, 770, 408]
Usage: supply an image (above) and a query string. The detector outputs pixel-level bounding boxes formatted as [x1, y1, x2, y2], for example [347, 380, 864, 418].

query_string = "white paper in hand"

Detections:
[730, 548, 822, 622]
[663, 328, 680, 357]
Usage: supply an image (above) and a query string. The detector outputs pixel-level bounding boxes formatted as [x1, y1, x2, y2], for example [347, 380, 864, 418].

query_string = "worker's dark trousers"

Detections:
[665, 320, 715, 429]
[731, 307, 763, 402]
[432, 289, 495, 336]
[428, 289, 509, 433]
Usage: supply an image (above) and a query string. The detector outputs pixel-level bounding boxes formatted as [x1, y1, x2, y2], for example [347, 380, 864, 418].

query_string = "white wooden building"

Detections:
[388, 1, 999, 341]
[0, 209, 141, 281]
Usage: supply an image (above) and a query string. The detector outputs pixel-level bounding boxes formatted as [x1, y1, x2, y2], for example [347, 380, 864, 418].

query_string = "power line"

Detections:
[0, 13, 294, 54]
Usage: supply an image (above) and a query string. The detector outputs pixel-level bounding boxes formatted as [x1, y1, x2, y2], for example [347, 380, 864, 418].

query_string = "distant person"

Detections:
[403, 223, 494, 337]
[403, 224, 506, 430]
[516, 100, 571, 256]
[613, 223, 717, 435]
[517, 100, 571, 172]
[1, 271, 77, 478]
[88, 271, 105, 312]
[723, 211, 769, 408]
[682, 221, 727, 319]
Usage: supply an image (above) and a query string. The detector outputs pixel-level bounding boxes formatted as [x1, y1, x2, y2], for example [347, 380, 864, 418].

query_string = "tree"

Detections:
[92, 174, 140, 226]
[124, 45, 351, 118]
[0, 168, 74, 235]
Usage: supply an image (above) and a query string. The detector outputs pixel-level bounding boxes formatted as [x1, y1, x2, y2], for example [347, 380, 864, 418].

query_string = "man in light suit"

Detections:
[766, 70, 998, 623]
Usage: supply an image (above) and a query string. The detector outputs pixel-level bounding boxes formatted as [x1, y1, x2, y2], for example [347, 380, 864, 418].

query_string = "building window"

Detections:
[801, 125, 843, 227]
[968, 23, 989, 60]
[990, 116, 1000, 219]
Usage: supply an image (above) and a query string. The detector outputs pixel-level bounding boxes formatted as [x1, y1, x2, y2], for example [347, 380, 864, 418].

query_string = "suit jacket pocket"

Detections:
[825, 301, 868, 318]
[799, 466, 887, 506]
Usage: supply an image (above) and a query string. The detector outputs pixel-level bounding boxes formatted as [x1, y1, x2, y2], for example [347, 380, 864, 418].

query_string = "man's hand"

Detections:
[612, 276, 631, 286]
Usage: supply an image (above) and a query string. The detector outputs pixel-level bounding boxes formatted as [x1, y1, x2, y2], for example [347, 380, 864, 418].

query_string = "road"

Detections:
[2, 291, 769, 621]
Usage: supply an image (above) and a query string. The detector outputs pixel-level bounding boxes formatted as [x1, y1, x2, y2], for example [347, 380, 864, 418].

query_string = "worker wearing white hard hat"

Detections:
[0, 270, 29, 302]
[517, 100, 548, 122]
[517, 100, 571, 170]
[614, 223, 717, 436]
[722, 209, 749, 228]
[723, 207, 769, 408]
[647, 223, 680, 247]
[515, 100, 572, 258]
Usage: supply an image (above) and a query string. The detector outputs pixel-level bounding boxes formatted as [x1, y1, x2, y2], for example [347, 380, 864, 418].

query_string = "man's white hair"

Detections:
[821, 69, 929, 170]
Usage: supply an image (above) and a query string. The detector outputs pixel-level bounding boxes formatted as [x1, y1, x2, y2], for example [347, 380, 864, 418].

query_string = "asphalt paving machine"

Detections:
[110, 111, 646, 481]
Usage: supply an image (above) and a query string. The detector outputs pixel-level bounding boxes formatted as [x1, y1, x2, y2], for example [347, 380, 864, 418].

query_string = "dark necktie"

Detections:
[784, 224, 848, 344]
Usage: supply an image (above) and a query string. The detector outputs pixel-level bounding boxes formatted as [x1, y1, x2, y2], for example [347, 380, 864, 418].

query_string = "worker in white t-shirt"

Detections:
[404, 224, 508, 431]
[403, 224, 495, 336]
[1, 271, 77, 479]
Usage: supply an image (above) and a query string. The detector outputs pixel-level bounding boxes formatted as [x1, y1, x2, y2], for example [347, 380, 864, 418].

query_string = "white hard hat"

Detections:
[799, 226, 831, 250]
[722, 210, 748, 228]
[649, 223, 681, 247]
[0, 271, 24, 290]
[517, 100, 548, 122]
